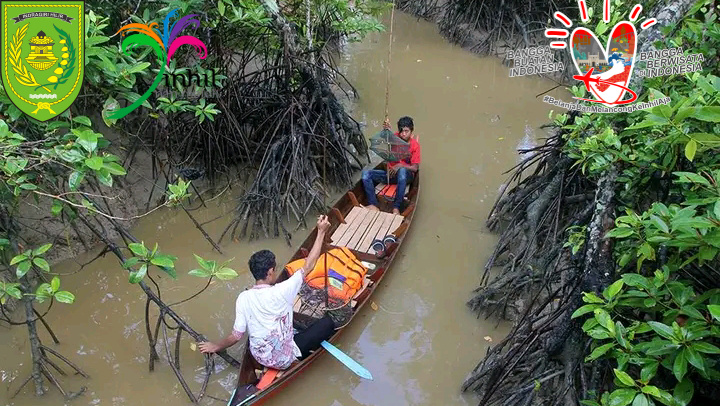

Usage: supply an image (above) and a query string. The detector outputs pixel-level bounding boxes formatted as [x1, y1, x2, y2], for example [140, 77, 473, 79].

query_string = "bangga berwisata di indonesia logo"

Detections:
[507, 0, 705, 112]
[105, 8, 208, 120]
[1, 1, 84, 122]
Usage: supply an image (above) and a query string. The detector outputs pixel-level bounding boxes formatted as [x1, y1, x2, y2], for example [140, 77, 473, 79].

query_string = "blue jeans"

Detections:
[362, 168, 413, 209]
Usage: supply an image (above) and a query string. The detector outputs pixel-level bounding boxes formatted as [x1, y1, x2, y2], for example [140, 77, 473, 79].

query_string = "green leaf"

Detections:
[679, 305, 704, 320]
[675, 108, 695, 122]
[673, 172, 710, 186]
[127, 62, 151, 74]
[32, 257, 50, 272]
[5, 286, 22, 299]
[631, 394, 649, 406]
[586, 343, 614, 361]
[606, 227, 634, 238]
[103, 162, 127, 175]
[608, 388, 638, 406]
[643, 340, 680, 356]
[72, 116, 92, 127]
[34, 283, 52, 302]
[55, 148, 85, 163]
[128, 242, 148, 257]
[583, 292, 605, 304]
[684, 139, 697, 161]
[685, 346, 705, 372]
[54, 291, 75, 304]
[673, 377, 693, 406]
[640, 361, 659, 383]
[32, 243, 52, 256]
[642, 385, 674, 406]
[647, 321, 675, 340]
[68, 170, 85, 190]
[50, 276, 60, 292]
[587, 327, 614, 340]
[649, 215, 669, 234]
[673, 348, 688, 381]
[96, 168, 112, 187]
[10, 254, 27, 265]
[614, 368, 636, 387]
[75, 130, 98, 152]
[572, 304, 600, 319]
[193, 254, 211, 270]
[188, 268, 212, 278]
[214, 267, 238, 280]
[707, 304, 720, 322]
[605, 280, 625, 300]
[150, 255, 175, 268]
[16, 260, 31, 277]
[123, 257, 140, 269]
[159, 266, 177, 279]
[692, 341, 720, 354]
[687, 132, 720, 144]
[622, 274, 651, 290]
[595, 308, 615, 334]
[129, 264, 148, 284]
[692, 106, 720, 122]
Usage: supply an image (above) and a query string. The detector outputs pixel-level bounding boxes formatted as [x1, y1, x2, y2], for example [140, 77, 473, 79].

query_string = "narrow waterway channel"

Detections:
[1, 11, 568, 406]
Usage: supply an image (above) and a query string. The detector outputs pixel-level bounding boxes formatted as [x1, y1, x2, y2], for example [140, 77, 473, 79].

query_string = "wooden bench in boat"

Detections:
[375, 183, 410, 200]
[329, 206, 404, 254]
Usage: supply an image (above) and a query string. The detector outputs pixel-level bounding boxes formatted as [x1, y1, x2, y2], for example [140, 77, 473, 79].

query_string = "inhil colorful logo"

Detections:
[545, 0, 658, 106]
[108, 9, 207, 119]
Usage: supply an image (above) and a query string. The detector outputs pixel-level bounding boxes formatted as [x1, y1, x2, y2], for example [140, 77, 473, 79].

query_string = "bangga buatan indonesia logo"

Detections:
[107, 8, 207, 119]
[545, 0, 657, 106]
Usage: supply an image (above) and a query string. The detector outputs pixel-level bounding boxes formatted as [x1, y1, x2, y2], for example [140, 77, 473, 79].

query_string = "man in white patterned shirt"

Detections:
[198, 216, 334, 370]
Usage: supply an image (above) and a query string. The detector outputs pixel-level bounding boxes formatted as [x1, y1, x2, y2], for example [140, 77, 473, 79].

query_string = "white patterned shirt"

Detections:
[232, 268, 304, 369]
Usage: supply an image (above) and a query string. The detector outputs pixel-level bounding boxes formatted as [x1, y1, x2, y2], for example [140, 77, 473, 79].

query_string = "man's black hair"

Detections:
[397, 116, 414, 132]
[248, 249, 276, 280]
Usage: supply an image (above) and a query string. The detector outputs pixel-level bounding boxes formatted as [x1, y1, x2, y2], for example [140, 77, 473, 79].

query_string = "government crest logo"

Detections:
[1, 1, 84, 121]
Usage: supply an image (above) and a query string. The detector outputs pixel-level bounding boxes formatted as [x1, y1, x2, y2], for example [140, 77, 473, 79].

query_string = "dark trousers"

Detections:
[362, 167, 414, 209]
[293, 315, 335, 359]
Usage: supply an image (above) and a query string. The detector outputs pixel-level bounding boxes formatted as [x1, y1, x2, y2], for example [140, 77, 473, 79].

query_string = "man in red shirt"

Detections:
[362, 116, 421, 215]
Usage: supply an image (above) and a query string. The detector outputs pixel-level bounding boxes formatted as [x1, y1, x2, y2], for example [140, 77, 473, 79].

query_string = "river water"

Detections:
[1, 11, 567, 406]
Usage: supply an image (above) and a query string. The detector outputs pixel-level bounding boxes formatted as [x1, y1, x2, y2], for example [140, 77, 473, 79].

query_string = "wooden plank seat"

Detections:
[375, 183, 411, 200]
[330, 206, 404, 254]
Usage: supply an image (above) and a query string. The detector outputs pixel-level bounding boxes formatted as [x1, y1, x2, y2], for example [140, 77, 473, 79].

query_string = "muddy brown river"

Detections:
[1, 11, 568, 406]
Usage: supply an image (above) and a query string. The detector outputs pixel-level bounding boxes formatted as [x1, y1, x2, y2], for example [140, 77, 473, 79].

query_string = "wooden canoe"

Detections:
[227, 163, 419, 406]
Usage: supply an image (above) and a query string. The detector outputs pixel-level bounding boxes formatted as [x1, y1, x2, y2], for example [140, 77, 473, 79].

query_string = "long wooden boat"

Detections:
[227, 162, 420, 406]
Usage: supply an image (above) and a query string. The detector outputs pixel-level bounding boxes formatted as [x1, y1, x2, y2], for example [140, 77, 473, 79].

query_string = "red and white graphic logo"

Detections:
[545, 1, 657, 106]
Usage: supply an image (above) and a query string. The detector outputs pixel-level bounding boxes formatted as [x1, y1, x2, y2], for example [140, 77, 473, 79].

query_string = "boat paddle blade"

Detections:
[320, 340, 373, 380]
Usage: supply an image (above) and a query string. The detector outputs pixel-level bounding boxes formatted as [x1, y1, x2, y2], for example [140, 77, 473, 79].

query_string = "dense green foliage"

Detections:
[557, 1, 720, 405]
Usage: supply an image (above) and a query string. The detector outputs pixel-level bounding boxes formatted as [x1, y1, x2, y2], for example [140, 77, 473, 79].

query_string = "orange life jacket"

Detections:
[285, 247, 367, 302]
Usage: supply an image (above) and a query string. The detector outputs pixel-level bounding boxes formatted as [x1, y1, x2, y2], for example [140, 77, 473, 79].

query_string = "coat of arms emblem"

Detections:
[1, 1, 84, 121]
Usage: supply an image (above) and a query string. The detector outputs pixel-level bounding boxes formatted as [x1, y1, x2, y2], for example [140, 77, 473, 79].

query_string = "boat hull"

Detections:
[228, 162, 420, 406]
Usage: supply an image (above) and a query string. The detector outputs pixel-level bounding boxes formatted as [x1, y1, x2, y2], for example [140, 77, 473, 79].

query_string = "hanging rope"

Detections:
[383, 1, 397, 186]
[384, 0, 396, 124]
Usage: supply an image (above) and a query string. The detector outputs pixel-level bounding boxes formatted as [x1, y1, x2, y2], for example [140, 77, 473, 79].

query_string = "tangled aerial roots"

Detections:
[216, 3, 368, 245]
[462, 112, 619, 406]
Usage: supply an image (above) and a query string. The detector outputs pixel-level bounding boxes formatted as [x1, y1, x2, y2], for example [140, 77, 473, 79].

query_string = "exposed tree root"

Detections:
[463, 114, 618, 406]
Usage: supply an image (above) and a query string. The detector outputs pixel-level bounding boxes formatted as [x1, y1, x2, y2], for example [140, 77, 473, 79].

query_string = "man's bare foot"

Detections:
[366, 205, 379, 211]
[392, 208, 400, 215]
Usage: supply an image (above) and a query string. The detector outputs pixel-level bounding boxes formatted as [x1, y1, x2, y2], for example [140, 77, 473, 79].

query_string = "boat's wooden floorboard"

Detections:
[330, 207, 404, 253]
